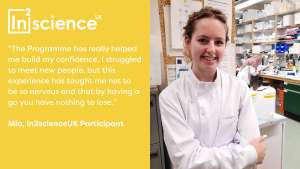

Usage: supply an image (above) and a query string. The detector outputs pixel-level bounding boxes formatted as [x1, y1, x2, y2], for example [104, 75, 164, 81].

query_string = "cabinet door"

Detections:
[257, 123, 283, 169]
[284, 82, 300, 92]
[150, 95, 160, 144]
[151, 145, 162, 169]
[283, 90, 300, 116]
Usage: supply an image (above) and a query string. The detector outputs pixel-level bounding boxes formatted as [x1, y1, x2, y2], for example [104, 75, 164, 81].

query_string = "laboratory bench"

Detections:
[256, 73, 300, 84]
[236, 69, 300, 122]
[244, 72, 300, 122]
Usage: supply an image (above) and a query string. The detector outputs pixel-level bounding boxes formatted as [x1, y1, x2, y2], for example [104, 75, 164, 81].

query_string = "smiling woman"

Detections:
[159, 6, 267, 169]
[183, 7, 228, 82]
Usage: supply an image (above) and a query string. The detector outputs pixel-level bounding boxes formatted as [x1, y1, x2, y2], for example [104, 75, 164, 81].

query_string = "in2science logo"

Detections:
[8, 8, 99, 34]
[8, 9, 31, 34]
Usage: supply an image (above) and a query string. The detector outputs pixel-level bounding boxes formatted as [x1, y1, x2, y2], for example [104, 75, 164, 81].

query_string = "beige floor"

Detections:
[275, 106, 300, 169]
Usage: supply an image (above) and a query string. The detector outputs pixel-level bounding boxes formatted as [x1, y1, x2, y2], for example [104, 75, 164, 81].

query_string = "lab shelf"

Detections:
[236, 32, 252, 35]
[277, 24, 300, 29]
[253, 41, 275, 44]
[276, 53, 300, 55]
[235, 10, 300, 27]
[253, 28, 275, 32]
[256, 74, 300, 84]
[236, 20, 252, 26]
[235, 0, 249, 6]
[252, 14, 276, 22]
[277, 39, 300, 42]
[235, 8, 300, 64]
[236, 43, 252, 45]
[276, 8, 300, 16]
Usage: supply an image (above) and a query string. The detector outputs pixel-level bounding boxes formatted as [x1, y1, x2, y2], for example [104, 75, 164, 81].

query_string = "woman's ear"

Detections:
[184, 35, 191, 51]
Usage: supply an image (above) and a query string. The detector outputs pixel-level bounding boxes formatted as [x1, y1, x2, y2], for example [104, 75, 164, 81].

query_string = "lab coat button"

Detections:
[201, 111, 205, 116]
[203, 141, 206, 144]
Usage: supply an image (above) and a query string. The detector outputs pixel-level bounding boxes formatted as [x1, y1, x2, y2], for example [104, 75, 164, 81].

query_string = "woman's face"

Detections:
[185, 17, 226, 74]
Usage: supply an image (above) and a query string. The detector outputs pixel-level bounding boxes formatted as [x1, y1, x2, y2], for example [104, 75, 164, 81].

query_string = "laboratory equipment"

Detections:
[254, 22, 265, 31]
[257, 10, 265, 19]
[250, 87, 258, 117]
[292, 43, 300, 53]
[243, 9, 258, 22]
[295, 12, 300, 24]
[265, 20, 275, 29]
[283, 15, 294, 26]
[253, 45, 263, 53]
[277, 21, 283, 27]
[256, 81, 276, 120]
[245, 24, 252, 32]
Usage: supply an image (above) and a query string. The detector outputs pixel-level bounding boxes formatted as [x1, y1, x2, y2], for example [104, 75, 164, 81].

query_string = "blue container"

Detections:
[284, 44, 289, 53]
[276, 43, 281, 53]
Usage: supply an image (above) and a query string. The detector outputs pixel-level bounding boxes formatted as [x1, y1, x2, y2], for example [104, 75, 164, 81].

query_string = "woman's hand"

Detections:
[250, 136, 266, 164]
[259, 70, 262, 74]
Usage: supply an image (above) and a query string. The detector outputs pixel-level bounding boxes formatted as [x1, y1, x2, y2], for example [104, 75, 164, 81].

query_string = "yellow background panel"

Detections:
[0, 0, 149, 168]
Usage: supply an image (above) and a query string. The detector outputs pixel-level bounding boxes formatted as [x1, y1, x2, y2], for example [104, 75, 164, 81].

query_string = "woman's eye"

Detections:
[198, 39, 207, 43]
[216, 41, 224, 44]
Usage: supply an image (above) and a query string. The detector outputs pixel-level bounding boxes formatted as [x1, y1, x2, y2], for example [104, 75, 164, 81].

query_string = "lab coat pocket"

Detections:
[214, 114, 238, 147]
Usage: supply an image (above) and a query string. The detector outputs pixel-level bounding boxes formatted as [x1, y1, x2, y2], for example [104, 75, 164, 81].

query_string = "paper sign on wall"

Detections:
[204, 0, 232, 41]
[164, 5, 184, 56]
[171, 0, 202, 49]
[176, 58, 191, 79]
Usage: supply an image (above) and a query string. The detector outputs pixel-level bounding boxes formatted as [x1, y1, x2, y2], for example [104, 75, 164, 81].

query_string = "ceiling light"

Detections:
[235, 0, 264, 11]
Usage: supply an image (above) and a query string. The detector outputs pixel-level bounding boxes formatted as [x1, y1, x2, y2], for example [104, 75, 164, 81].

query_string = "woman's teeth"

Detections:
[203, 56, 216, 60]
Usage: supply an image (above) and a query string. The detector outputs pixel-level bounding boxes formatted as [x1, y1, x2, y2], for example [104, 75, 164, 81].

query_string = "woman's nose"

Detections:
[206, 41, 216, 55]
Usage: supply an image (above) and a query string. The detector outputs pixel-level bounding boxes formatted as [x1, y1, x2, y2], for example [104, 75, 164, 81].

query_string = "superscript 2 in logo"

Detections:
[8, 8, 100, 34]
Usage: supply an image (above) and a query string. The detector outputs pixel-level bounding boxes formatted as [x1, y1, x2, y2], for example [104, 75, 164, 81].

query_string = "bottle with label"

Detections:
[250, 87, 258, 117]
[256, 81, 276, 120]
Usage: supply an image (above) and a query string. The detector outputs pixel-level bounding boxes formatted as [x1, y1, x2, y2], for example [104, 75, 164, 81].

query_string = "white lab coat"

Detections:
[237, 66, 260, 85]
[159, 68, 260, 169]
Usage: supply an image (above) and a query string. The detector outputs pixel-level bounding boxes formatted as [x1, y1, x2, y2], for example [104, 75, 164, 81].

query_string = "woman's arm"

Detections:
[237, 81, 266, 164]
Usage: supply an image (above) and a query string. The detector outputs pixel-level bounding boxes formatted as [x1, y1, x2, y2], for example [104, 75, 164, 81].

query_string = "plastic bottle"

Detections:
[250, 87, 258, 117]
[256, 81, 276, 120]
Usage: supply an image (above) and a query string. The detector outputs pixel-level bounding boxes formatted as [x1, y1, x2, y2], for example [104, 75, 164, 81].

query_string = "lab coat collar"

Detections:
[187, 68, 221, 91]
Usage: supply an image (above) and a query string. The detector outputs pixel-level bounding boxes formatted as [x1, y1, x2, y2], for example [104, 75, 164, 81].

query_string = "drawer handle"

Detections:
[150, 150, 158, 159]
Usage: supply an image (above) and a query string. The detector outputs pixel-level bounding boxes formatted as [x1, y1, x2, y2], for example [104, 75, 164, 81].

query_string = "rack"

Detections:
[236, 32, 252, 35]
[235, 8, 300, 67]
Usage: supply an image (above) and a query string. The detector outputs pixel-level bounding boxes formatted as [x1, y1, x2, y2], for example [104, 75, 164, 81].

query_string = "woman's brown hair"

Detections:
[182, 6, 229, 63]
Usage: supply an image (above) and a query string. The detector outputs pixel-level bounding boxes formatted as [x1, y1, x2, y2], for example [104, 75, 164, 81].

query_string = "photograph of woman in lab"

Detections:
[159, 6, 266, 169]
